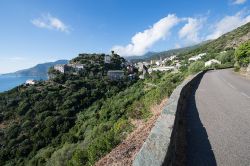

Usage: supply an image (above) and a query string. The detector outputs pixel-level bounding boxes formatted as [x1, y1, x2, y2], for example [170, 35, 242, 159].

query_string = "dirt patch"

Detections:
[95, 97, 168, 166]
[234, 69, 250, 80]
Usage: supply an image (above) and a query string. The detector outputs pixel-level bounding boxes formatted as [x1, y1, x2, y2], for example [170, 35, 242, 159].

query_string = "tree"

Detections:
[188, 61, 205, 74]
[235, 41, 250, 67]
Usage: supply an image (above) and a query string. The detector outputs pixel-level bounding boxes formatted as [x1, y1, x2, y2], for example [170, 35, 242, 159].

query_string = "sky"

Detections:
[0, 0, 250, 73]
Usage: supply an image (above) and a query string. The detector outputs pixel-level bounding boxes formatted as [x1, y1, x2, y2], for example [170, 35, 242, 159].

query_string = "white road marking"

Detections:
[227, 82, 236, 89]
[221, 78, 236, 89]
[221, 75, 250, 99]
[240, 92, 250, 99]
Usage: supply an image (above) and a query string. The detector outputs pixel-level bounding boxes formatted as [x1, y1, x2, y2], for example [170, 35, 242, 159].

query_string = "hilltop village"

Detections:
[49, 50, 225, 83]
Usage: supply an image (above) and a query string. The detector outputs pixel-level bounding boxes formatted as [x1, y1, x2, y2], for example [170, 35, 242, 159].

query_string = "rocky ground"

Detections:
[238, 66, 250, 79]
[95, 97, 168, 166]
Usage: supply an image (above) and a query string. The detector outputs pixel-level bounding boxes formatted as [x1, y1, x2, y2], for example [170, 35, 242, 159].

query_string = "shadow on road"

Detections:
[186, 73, 217, 166]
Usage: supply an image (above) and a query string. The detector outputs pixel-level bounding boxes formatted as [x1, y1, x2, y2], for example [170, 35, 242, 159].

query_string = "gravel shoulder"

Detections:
[95, 98, 168, 166]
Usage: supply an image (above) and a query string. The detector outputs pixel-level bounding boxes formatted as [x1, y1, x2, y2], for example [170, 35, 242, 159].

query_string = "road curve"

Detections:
[187, 69, 250, 166]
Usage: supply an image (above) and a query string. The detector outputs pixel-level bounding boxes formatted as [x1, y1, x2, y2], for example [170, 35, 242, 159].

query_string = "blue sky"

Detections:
[0, 0, 249, 73]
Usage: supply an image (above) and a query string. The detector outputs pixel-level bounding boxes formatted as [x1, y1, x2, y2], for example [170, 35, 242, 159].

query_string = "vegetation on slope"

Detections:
[0, 52, 184, 166]
[235, 40, 250, 68]
[33, 71, 184, 166]
[0, 53, 134, 165]
[1, 21, 249, 166]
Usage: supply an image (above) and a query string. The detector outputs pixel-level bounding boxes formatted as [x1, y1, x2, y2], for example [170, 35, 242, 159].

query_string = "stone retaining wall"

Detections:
[133, 71, 206, 166]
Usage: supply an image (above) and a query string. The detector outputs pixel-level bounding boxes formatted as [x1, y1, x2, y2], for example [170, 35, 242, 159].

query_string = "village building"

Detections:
[26, 79, 35, 85]
[169, 55, 177, 61]
[148, 66, 175, 74]
[54, 64, 67, 73]
[188, 53, 207, 62]
[155, 60, 161, 66]
[75, 64, 84, 70]
[150, 60, 155, 65]
[54, 64, 84, 74]
[68, 64, 84, 71]
[127, 65, 134, 74]
[205, 59, 221, 67]
[137, 62, 144, 72]
[107, 70, 125, 80]
[104, 55, 111, 63]
[139, 65, 148, 79]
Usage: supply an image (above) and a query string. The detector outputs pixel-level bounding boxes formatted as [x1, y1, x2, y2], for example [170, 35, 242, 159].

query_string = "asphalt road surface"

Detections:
[187, 69, 250, 166]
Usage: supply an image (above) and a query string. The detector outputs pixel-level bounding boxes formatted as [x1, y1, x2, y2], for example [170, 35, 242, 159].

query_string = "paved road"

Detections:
[187, 69, 250, 166]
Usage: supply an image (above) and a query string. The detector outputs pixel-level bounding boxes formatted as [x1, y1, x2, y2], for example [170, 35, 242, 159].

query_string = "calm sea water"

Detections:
[0, 75, 48, 93]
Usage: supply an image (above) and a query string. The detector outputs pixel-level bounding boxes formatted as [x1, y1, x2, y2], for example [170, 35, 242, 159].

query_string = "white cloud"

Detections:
[31, 13, 70, 33]
[112, 14, 180, 56]
[178, 17, 204, 44]
[206, 11, 250, 39]
[233, 0, 247, 5]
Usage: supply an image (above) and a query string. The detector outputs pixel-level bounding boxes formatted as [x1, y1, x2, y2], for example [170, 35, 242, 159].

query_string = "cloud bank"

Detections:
[233, 0, 247, 5]
[178, 17, 204, 44]
[112, 14, 180, 56]
[206, 11, 250, 39]
[31, 13, 70, 33]
[112, 9, 250, 56]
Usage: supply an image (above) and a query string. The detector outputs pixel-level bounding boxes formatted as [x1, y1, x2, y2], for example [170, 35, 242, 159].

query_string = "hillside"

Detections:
[128, 22, 250, 63]
[3, 60, 68, 77]
[0, 52, 186, 166]
[0, 21, 249, 166]
[125, 52, 157, 61]
[0, 53, 135, 165]
[126, 41, 209, 63]
[187, 22, 250, 55]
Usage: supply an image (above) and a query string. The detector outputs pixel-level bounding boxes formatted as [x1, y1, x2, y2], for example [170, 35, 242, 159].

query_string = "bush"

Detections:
[188, 61, 205, 74]
[235, 41, 250, 67]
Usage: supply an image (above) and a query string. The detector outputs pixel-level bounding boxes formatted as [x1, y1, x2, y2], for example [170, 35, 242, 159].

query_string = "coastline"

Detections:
[0, 75, 48, 93]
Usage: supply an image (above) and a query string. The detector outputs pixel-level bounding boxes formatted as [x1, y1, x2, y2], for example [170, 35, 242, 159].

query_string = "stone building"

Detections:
[104, 55, 111, 63]
[107, 70, 124, 80]
[54, 64, 67, 73]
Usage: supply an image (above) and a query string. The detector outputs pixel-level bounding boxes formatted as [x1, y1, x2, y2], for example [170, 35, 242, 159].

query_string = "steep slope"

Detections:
[191, 22, 250, 53]
[0, 54, 131, 166]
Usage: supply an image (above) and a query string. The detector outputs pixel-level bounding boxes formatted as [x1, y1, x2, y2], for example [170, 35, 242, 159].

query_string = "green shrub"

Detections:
[188, 61, 205, 74]
[235, 40, 250, 67]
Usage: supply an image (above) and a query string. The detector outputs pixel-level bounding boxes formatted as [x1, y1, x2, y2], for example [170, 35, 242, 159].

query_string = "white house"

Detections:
[137, 62, 144, 72]
[26, 80, 35, 85]
[169, 55, 177, 61]
[148, 66, 175, 73]
[155, 61, 161, 66]
[205, 59, 221, 67]
[189, 53, 207, 61]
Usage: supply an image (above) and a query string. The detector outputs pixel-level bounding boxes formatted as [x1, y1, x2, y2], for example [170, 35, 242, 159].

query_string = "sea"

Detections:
[0, 75, 48, 93]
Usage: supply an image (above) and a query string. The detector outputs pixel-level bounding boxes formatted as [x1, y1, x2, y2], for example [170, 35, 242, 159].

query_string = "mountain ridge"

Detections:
[2, 60, 68, 77]
[125, 40, 210, 62]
